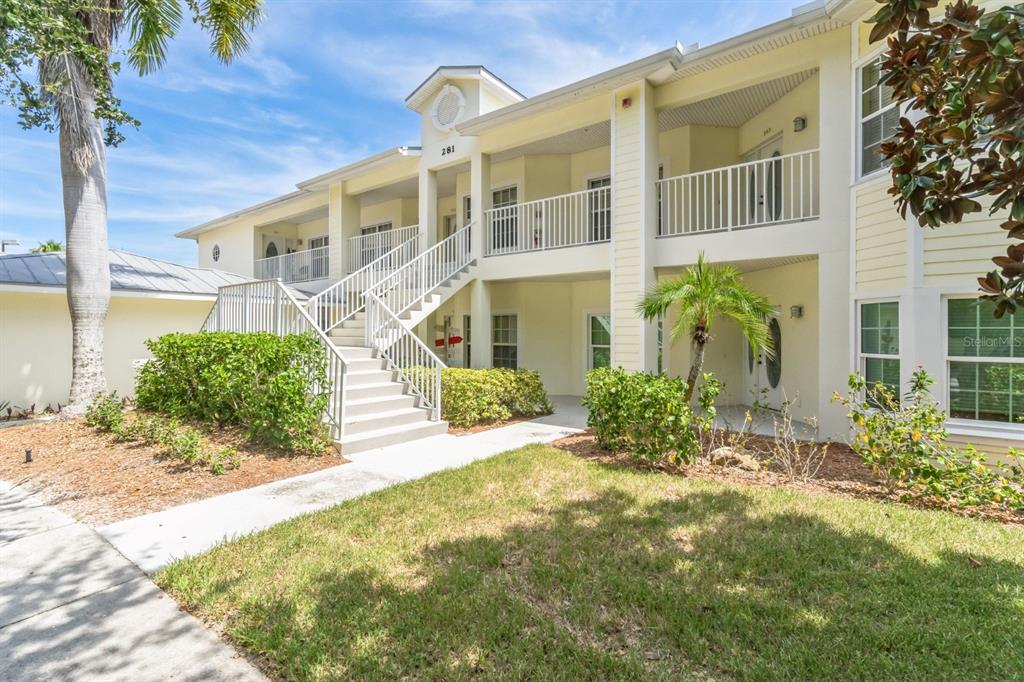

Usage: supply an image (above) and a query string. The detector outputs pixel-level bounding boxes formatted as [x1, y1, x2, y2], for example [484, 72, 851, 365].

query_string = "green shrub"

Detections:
[136, 332, 330, 454]
[83, 394, 240, 474]
[583, 367, 700, 465]
[427, 367, 553, 428]
[834, 369, 1024, 509]
[84, 392, 125, 433]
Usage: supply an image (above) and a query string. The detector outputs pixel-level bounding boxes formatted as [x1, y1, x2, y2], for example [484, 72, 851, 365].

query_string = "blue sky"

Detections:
[0, 0, 802, 265]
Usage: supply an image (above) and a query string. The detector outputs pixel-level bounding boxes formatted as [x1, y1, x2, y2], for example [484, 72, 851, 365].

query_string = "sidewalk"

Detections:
[99, 396, 586, 574]
[0, 481, 263, 682]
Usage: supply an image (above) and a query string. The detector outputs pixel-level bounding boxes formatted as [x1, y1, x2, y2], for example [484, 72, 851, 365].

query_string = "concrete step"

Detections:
[339, 419, 448, 454]
[330, 332, 366, 345]
[346, 369, 397, 386]
[345, 381, 407, 401]
[343, 407, 430, 436]
[345, 393, 417, 417]
[332, 345, 376, 360]
[345, 356, 385, 373]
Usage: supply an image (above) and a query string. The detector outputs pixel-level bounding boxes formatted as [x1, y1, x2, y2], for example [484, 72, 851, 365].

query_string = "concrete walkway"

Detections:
[0, 481, 263, 681]
[100, 396, 587, 574]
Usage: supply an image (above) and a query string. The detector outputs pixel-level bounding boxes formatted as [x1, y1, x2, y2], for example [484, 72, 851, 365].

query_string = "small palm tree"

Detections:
[30, 240, 63, 253]
[637, 252, 775, 402]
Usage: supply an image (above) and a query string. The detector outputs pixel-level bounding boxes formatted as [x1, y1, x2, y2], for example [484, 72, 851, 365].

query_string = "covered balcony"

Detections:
[653, 67, 821, 239]
[483, 185, 610, 256]
[253, 205, 330, 286]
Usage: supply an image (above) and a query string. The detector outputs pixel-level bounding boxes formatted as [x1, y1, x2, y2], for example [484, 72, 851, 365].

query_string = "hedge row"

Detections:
[136, 332, 330, 454]
[437, 367, 552, 428]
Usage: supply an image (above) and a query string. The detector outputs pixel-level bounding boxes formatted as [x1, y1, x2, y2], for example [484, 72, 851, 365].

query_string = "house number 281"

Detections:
[440, 144, 455, 156]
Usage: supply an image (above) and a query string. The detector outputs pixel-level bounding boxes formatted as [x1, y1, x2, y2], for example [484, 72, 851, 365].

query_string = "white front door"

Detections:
[743, 135, 784, 225]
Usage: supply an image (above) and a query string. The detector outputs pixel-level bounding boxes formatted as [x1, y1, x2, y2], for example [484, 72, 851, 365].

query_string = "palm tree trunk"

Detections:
[51, 59, 110, 412]
[684, 340, 706, 403]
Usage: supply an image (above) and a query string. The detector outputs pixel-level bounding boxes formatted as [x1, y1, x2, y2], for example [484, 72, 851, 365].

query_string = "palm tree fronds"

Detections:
[125, 0, 183, 75]
[187, 0, 264, 64]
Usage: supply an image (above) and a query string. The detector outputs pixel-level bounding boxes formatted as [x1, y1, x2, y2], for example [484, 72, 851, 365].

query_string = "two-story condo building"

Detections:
[179, 0, 1021, 454]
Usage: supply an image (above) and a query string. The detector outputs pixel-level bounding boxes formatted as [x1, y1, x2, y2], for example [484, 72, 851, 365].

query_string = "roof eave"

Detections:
[295, 146, 422, 191]
[174, 189, 313, 239]
[404, 66, 524, 112]
[455, 46, 684, 136]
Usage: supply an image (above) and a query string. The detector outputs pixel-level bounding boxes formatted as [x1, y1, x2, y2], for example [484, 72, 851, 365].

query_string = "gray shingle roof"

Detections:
[0, 249, 249, 296]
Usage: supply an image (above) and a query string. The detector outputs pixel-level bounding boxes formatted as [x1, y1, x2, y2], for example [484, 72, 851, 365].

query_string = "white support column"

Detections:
[419, 168, 437, 252]
[470, 151, 491, 261]
[610, 80, 659, 372]
[901, 206, 945, 402]
[469, 278, 491, 368]
[816, 42, 854, 439]
[328, 181, 359, 279]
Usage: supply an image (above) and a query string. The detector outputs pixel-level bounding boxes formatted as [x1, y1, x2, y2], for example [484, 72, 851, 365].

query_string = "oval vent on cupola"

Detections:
[431, 84, 466, 132]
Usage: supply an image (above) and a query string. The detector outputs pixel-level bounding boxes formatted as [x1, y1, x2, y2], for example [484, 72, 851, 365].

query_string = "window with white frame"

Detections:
[308, 235, 329, 279]
[947, 298, 1024, 423]
[491, 186, 518, 251]
[492, 314, 517, 369]
[858, 56, 899, 177]
[463, 314, 471, 368]
[587, 176, 611, 242]
[462, 195, 472, 227]
[359, 221, 392, 266]
[588, 313, 611, 370]
[859, 301, 900, 401]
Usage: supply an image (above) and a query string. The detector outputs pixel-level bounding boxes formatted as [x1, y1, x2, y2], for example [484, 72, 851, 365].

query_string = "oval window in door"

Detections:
[265, 242, 278, 258]
[766, 318, 782, 388]
[767, 151, 783, 221]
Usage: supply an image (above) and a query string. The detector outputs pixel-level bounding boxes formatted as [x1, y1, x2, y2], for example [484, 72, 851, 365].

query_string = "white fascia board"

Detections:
[455, 47, 685, 136]
[295, 146, 422, 190]
[0, 283, 217, 301]
[405, 66, 524, 112]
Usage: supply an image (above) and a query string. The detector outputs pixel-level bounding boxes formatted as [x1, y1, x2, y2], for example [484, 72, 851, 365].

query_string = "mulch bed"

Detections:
[448, 416, 531, 436]
[551, 430, 1024, 527]
[0, 417, 345, 525]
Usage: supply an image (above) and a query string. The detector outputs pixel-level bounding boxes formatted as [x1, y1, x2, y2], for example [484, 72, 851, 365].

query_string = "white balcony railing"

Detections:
[657, 148, 820, 237]
[254, 245, 330, 283]
[483, 186, 611, 257]
[347, 225, 419, 273]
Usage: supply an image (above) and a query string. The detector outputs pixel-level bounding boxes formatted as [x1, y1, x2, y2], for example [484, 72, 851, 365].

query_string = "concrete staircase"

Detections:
[330, 343, 448, 454]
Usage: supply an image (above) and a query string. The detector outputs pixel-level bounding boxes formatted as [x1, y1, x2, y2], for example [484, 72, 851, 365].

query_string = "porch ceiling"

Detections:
[490, 121, 611, 163]
[359, 176, 418, 205]
[254, 204, 328, 227]
[657, 254, 817, 276]
[658, 68, 816, 130]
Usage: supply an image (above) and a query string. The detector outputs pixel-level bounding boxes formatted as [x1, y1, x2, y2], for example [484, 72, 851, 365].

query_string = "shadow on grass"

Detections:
[184, 486, 1024, 680]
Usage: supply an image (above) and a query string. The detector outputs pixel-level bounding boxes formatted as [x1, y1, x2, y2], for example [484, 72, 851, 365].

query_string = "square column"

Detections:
[418, 168, 437, 251]
[470, 151, 491, 260]
[328, 181, 359, 280]
[610, 79, 659, 372]
[469, 278, 491, 368]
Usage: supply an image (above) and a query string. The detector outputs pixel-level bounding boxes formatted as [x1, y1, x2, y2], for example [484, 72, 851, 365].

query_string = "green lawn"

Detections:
[157, 445, 1024, 681]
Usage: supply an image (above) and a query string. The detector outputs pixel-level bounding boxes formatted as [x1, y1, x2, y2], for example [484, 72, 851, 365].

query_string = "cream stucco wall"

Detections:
[0, 290, 213, 409]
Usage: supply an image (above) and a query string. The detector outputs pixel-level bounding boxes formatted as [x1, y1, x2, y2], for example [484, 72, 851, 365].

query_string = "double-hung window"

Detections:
[492, 314, 518, 369]
[859, 301, 900, 401]
[947, 298, 1024, 423]
[359, 221, 392, 267]
[858, 56, 899, 177]
[307, 235, 329, 279]
[588, 313, 611, 370]
[491, 187, 518, 252]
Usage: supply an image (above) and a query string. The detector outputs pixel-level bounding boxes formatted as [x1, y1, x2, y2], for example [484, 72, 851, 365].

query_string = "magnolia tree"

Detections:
[869, 0, 1024, 316]
[0, 0, 262, 411]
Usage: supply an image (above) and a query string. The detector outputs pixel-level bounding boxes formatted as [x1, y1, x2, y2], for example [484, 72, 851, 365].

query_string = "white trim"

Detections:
[854, 50, 898, 180]
[581, 170, 612, 192]
[583, 310, 612, 378]
[491, 310, 520, 370]
[0, 283, 218, 301]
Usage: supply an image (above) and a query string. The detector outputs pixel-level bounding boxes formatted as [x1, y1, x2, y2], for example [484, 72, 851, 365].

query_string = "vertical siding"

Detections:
[855, 179, 906, 291]
[611, 88, 645, 369]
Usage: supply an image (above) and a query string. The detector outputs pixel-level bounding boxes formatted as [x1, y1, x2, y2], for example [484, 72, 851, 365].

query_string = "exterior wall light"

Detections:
[790, 305, 804, 319]
[622, 97, 632, 109]
[793, 116, 807, 132]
